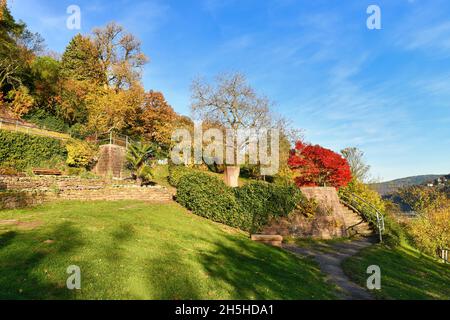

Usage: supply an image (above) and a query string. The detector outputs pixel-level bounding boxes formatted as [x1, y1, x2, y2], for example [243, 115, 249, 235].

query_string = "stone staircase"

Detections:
[339, 203, 373, 237]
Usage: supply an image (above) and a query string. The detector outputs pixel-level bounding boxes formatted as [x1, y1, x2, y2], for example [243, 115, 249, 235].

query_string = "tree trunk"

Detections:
[224, 166, 240, 188]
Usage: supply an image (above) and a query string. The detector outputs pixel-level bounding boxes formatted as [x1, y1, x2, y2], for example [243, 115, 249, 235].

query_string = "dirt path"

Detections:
[283, 237, 376, 300]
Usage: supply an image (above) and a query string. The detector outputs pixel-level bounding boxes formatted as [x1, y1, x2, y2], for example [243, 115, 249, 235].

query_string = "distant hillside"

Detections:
[370, 174, 446, 196]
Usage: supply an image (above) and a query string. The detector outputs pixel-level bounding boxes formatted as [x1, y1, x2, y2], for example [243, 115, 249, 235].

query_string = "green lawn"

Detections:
[0, 201, 337, 300]
[342, 244, 450, 300]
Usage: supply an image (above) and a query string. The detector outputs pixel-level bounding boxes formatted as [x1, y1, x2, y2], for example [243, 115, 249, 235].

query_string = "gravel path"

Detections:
[283, 237, 376, 300]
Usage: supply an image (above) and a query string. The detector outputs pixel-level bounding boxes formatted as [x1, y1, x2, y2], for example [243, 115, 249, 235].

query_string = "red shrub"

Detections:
[288, 141, 352, 189]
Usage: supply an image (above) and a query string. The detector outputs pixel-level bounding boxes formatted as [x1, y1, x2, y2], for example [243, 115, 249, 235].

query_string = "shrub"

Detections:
[382, 213, 410, 247]
[234, 181, 273, 231]
[126, 142, 155, 185]
[176, 172, 249, 229]
[175, 169, 315, 232]
[168, 165, 193, 187]
[66, 139, 97, 168]
[234, 181, 303, 232]
[409, 209, 450, 256]
[0, 130, 67, 170]
[295, 195, 319, 218]
[341, 179, 385, 213]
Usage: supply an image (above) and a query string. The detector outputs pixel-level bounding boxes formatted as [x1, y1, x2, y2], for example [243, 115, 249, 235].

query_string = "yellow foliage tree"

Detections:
[86, 85, 144, 135]
[5, 86, 34, 118]
[409, 209, 450, 256]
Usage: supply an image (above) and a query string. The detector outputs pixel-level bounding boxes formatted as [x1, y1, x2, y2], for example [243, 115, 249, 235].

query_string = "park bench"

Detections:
[251, 234, 283, 247]
[32, 168, 62, 176]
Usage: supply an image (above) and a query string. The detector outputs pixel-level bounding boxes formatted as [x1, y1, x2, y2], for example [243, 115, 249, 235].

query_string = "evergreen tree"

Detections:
[61, 34, 105, 84]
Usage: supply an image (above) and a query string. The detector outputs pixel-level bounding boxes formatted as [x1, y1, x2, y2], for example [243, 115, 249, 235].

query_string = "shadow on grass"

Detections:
[195, 235, 336, 300]
[0, 222, 84, 299]
[343, 244, 450, 300]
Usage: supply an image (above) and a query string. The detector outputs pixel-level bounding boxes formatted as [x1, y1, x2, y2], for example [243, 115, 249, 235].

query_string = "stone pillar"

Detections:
[224, 166, 240, 187]
[93, 144, 126, 178]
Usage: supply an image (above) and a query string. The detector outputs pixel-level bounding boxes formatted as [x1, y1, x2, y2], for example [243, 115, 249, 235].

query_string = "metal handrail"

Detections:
[339, 190, 385, 243]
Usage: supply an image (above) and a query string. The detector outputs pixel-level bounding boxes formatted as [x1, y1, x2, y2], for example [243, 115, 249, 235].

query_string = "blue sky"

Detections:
[9, 0, 450, 181]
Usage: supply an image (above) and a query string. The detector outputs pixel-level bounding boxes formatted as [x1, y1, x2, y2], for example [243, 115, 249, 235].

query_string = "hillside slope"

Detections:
[0, 201, 337, 299]
[370, 174, 445, 195]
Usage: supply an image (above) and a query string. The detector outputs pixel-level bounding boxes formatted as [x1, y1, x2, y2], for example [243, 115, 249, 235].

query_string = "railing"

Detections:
[339, 190, 385, 243]
[0, 117, 135, 149]
[438, 248, 449, 264]
[0, 117, 70, 140]
[91, 131, 135, 149]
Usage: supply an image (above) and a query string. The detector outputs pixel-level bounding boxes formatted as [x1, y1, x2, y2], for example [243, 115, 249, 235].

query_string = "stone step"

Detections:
[338, 202, 375, 237]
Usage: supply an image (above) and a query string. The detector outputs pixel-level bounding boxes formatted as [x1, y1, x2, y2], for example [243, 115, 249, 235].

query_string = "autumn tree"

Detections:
[92, 22, 148, 90]
[85, 85, 144, 135]
[0, 1, 6, 20]
[130, 90, 177, 152]
[288, 141, 352, 189]
[61, 34, 105, 83]
[4, 85, 34, 118]
[191, 73, 273, 187]
[0, 6, 30, 90]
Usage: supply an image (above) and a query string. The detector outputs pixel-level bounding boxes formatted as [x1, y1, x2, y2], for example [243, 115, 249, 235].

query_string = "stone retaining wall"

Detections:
[0, 175, 115, 192]
[262, 187, 350, 239]
[0, 175, 173, 209]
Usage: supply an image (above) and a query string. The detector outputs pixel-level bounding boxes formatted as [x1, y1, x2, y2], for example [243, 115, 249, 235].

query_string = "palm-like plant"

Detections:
[126, 142, 155, 185]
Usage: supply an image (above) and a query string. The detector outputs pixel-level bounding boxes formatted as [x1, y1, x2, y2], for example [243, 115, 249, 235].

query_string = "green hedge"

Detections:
[0, 130, 67, 170]
[175, 170, 302, 232]
[234, 181, 304, 232]
[176, 172, 249, 229]
[168, 165, 193, 187]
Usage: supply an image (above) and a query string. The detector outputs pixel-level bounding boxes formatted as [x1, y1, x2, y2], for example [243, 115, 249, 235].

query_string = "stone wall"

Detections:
[0, 191, 47, 210]
[93, 144, 126, 178]
[0, 175, 173, 208]
[262, 187, 352, 239]
[0, 175, 113, 192]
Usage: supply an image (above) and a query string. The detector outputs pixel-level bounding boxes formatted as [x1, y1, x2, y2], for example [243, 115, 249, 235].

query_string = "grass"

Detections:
[342, 244, 450, 299]
[0, 122, 70, 141]
[0, 201, 337, 300]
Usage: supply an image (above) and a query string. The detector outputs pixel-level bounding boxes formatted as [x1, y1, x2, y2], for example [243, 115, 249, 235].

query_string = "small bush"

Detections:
[295, 196, 319, 218]
[176, 172, 249, 229]
[0, 130, 67, 170]
[66, 140, 97, 168]
[382, 213, 410, 247]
